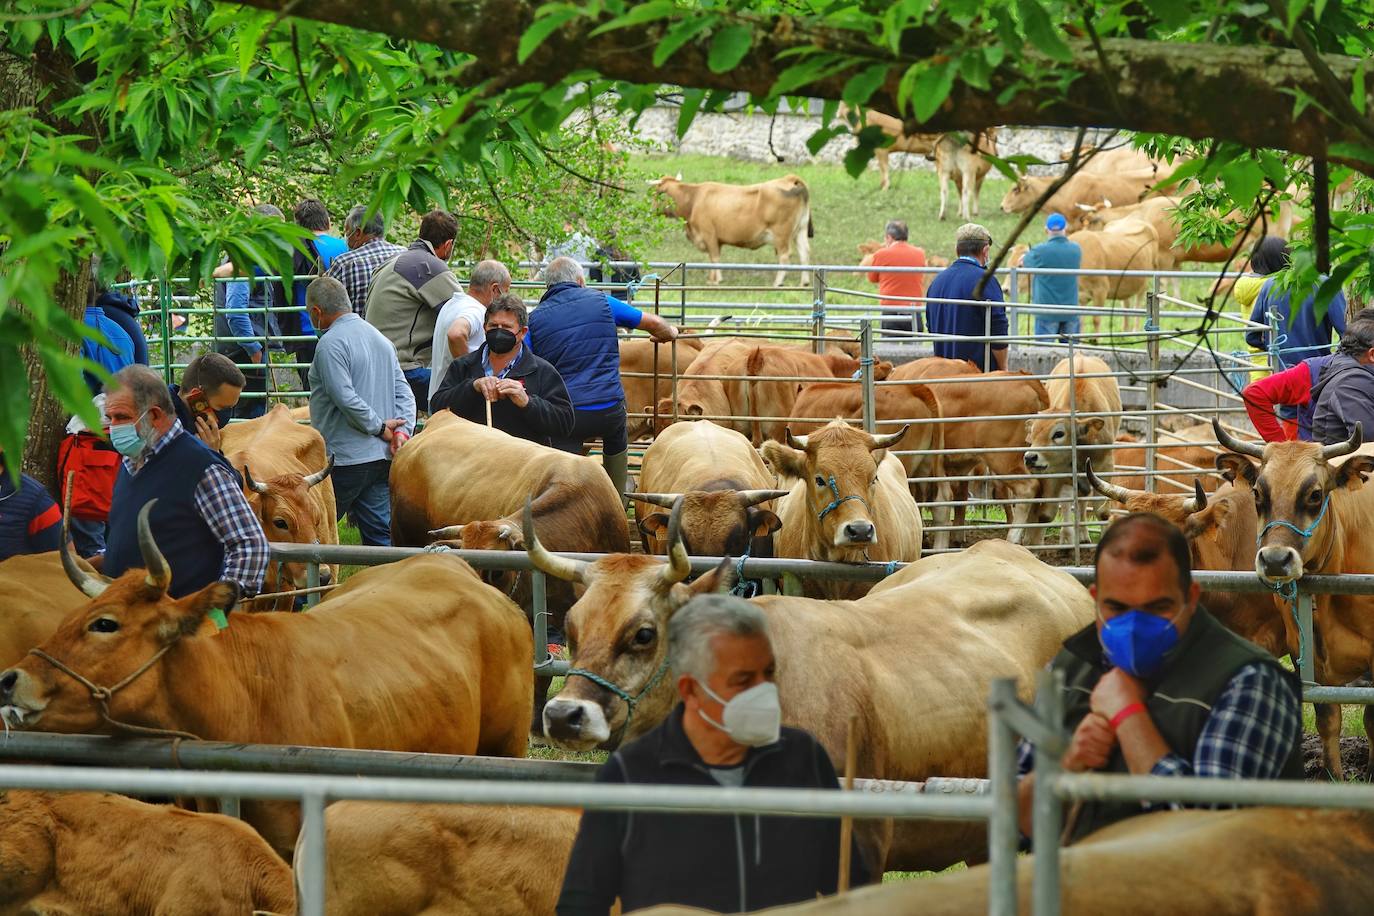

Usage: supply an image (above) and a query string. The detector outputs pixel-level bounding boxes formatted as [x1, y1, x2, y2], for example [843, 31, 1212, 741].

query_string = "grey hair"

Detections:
[306, 276, 353, 316]
[105, 364, 175, 417]
[544, 256, 584, 287]
[470, 259, 511, 291]
[252, 203, 284, 220]
[344, 204, 386, 239]
[885, 220, 909, 242]
[668, 594, 771, 682]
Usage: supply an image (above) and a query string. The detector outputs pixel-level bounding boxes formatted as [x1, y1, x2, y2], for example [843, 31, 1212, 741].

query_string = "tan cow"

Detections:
[1060, 143, 1162, 175]
[933, 129, 998, 222]
[648, 175, 813, 287]
[628, 420, 786, 557]
[1065, 218, 1160, 333]
[640, 808, 1374, 916]
[620, 335, 708, 441]
[1022, 355, 1122, 545]
[840, 106, 940, 192]
[0, 552, 88, 667]
[533, 518, 1093, 872]
[789, 380, 953, 551]
[307, 802, 578, 916]
[1106, 423, 1230, 494]
[0, 510, 533, 857]
[0, 790, 294, 915]
[742, 345, 866, 444]
[221, 404, 338, 609]
[1214, 421, 1374, 779]
[760, 421, 923, 599]
[999, 169, 1166, 217]
[1073, 195, 1264, 268]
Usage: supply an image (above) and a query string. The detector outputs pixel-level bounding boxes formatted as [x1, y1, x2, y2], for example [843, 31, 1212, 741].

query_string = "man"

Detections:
[429, 259, 511, 403]
[1016, 513, 1302, 844]
[1242, 353, 1335, 442]
[169, 353, 246, 453]
[1309, 316, 1374, 445]
[214, 203, 288, 421]
[1245, 237, 1348, 371]
[430, 294, 574, 447]
[93, 282, 149, 366]
[556, 594, 866, 915]
[293, 198, 348, 269]
[81, 290, 135, 394]
[0, 449, 62, 563]
[364, 209, 464, 413]
[528, 256, 678, 497]
[325, 204, 407, 318]
[1020, 212, 1082, 342]
[280, 199, 349, 391]
[925, 222, 1008, 371]
[862, 219, 927, 334]
[100, 365, 268, 601]
[307, 276, 415, 547]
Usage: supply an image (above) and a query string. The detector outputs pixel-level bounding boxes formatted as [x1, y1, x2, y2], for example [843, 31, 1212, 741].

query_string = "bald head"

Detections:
[545, 256, 585, 287]
[469, 259, 512, 305]
[1095, 513, 1192, 595]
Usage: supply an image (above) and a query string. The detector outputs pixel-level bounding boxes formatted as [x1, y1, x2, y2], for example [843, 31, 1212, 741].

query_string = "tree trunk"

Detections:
[21, 262, 91, 493]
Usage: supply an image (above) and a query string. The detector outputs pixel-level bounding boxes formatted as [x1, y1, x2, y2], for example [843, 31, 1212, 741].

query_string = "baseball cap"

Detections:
[955, 223, 993, 245]
[1046, 213, 1068, 231]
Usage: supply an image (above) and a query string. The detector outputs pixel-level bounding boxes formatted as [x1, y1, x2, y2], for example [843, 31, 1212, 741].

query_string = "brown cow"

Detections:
[840, 106, 940, 192]
[0, 790, 294, 915]
[0, 552, 88, 667]
[620, 335, 707, 441]
[1107, 423, 1236, 494]
[1067, 218, 1161, 333]
[790, 380, 952, 551]
[1059, 143, 1163, 175]
[1073, 195, 1262, 268]
[999, 169, 1166, 216]
[932, 129, 998, 222]
[0, 508, 533, 857]
[648, 175, 813, 286]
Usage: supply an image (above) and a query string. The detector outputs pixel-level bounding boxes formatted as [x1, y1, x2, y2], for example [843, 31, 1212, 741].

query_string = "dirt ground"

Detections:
[1303, 734, 1370, 781]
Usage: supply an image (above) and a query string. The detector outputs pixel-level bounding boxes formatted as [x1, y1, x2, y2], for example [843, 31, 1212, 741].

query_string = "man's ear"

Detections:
[1215, 454, 1257, 487]
[1335, 455, 1374, 490]
[747, 508, 782, 537]
[162, 580, 238, 642]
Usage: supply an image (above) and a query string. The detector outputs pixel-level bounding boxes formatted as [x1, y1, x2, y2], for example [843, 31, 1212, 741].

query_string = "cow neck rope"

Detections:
[565, 653, 672, 745]
[815, 475, 869, 522]
[27, 644, 202, 742]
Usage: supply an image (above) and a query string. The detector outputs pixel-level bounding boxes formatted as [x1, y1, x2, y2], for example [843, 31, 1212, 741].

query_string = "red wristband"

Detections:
[1109, 702, 1146, 731]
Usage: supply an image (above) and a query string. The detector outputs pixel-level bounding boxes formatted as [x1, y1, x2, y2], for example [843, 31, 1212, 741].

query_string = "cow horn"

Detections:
[1085, 460, 1136, 503]
[625, 492, 681, 509]
[784, 427, 809, 450]
[60, 475, 109, 598]
[870, 425, 909, 451]
[659, 495, 691, 588]
[522, 498, 587, 584]
[1321, 421, 1363, 460]
[137, 500, 171, 594]
[242, 466, 270, 494]
[1212, 418, 1265, 459]
[1182, 479, 1207, 514]
[303, 455, 334, 488]
[428, 524, 466, 540]
[735, 489, 790, 508]
[706, 315, 733, 329]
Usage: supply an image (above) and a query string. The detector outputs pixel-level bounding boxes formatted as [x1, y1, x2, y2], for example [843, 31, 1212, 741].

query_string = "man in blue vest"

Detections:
[1020, 212, 1083, 342]
[98, 366, 268, 602]
[528, 257, 678, 497]
[924, 223, 1008, 371]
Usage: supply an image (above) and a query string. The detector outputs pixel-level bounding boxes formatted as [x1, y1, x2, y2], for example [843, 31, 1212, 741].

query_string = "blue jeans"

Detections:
[69, 516, 107, 558]
[333, 459, 392, 546]
[1034, 313, 1080, 342]
[403, 367, 430, 414]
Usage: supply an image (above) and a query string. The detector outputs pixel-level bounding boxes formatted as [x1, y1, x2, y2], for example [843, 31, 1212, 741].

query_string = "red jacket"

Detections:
[1242, 358, 1330, 442]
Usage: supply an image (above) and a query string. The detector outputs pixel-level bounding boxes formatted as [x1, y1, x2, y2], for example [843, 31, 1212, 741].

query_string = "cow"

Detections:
[1214, 420, 1374, 780]
[221, 404, 338, 609]
[0, 790, 294, 915]
[0, 507, 534, 858]
[305, 803, 578, 916]
[620, 334, 708, 441]
[999, 169, 1165, 217]
[639, 807, 1374, 916]
[840, 105, 941, 192]
[1086, 458, 1285, 657]
[627, 420, 786, 558]
[789, 380, 952, 551]
[648, 175, 813, 287]
[0, 552, 89, 667]
[1073, 195, 1263, 268]
[1059, 143, 1162, 175]
[1022, 355, 1122, 545]
[933, 129, 998, 222]
[759, 421, 923, 599]
[531, 507, 1094, 872]
[1106, 423, 1229, 494]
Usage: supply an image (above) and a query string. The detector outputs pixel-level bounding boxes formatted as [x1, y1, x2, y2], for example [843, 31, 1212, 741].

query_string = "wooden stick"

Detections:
[838, 714, 858, 893]
[485, 397, 493, 428]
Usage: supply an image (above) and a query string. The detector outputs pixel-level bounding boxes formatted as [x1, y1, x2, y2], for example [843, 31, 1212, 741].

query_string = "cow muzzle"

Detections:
[542, 697, 611, 749]
[0, 669, 43, 729]
[838, 520, 876, 545]
[1256, 545, 1302, 584]
[1024, 450, 1047, 471]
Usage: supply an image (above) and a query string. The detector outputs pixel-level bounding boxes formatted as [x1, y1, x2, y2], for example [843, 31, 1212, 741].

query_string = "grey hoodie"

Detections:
[1310, 353, 1374, 445]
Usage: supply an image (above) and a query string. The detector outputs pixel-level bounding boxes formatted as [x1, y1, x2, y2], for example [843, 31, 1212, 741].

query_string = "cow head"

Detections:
[531, 498, 734, 751]
[1024, 411, 1110, 484]
[0, 502, 237, 734]
[760, 421, 906, 553]
[1214, 419, 1374, 583]
[242, 457, 335, 590]
[999, 176, 1048, 214]
[627, 489, 787, 557]
[427, 520, 524, 595]
[646, 174, 690, 218]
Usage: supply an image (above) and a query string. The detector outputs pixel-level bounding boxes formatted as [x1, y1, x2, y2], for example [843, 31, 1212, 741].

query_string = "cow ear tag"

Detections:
[207, 608, 229, 632]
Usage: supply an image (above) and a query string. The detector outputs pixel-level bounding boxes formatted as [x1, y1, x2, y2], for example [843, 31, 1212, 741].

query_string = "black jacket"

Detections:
[1310, 353, 1374, 445]
[556, 706, 868, 916]
[429, 344, 575, 447]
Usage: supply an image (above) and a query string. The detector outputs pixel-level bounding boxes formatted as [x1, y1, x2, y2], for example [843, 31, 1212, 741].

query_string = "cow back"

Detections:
[0, 552, 87, 669]
[639, 420, 772, 494]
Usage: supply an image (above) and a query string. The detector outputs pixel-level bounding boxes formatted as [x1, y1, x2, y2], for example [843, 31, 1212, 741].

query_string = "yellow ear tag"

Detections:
[208, 609, 229, 632]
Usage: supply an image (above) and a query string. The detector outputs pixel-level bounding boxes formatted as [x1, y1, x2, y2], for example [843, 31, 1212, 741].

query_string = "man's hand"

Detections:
[249, 350, 263, 364]
[389, 429, 410, 456]
[472, 376, 502, 402]
[379, 418, 406, 442]
[194, 413, 222, 451]
[1090, 668, 1147, 722]
[496, 379, 529, 408]
[1062, 713, 1116, 772]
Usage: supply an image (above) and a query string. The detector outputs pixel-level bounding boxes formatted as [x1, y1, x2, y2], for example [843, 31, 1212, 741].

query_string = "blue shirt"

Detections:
[924, 258, 1007, 371]
[224, 279, 261, 356]
[81, 305, 135, 393]
[1246, 276, 1347, 370]
[313, 233, 348, 270]
[482, 343, 524, 379]
[1023, 235, 1082, 309]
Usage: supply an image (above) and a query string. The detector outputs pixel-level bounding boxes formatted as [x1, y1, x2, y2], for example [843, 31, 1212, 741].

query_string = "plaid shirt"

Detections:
[1017, 661, 1300, 807]
[325, 238, 407, 316]
[123, 421, 269, 597]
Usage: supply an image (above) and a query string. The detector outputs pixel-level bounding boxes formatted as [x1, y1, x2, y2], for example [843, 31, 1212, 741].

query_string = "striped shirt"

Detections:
[324, 238, 407, 317]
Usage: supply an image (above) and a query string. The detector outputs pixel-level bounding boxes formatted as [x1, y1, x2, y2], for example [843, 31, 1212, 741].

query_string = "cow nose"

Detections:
[843, 521, 875, 543]
[318, 566, 333, 585]
[0, 670, 16, 698]
[1257, 545, 1301, 581]
[1024, 451, 1042, 469]
[543, 701, 585, 738]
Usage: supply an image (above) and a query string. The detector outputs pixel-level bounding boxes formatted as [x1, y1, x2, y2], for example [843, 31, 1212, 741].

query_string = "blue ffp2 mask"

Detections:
[1099, 610, 1179, 679]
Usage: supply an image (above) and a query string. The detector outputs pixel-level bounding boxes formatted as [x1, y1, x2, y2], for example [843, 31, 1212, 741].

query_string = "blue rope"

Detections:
[883, 560, 899, 576]
[811, 298, 826, 322]
[624, 272, 661, 303]
[730, 547, 758, 598]
[816, 475, 869, 522]
[1256, 493, 1329, 544]
[1270, 578, 1307, 675]
[565, 653, 672, 743]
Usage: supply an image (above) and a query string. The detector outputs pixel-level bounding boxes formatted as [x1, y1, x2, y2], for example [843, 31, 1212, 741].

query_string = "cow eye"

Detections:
[88, 617, 120, 634]
[814, 475, 826, 487]
[1307, 490, 1323, 506]
[1052, 430, 1064, 441]
[273, 518, 289, 530]
[633, 626, 656, 646]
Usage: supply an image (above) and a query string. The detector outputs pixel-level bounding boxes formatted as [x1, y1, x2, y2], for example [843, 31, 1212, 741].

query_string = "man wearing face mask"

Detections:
[1016, 513, 1303, 844]
[428, 294, 574, 447]
[557, 594, 866, 916]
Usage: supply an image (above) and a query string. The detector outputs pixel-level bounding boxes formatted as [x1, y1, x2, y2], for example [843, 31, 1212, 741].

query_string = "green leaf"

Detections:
[238, 15, 266, 78]
[708, 25, 752, 74]
[1219, 158, 1263, 205]
[653, 15, 717, 68]
[143, 199, 174, 257]
[844, 144, 875, 179]
[911, 61, 956, 123]
[841, 63, 890, 106]
[589, 0, 675, 37]
[517, 7, 581, 64]
[0, 343, 29, 481]
[1017, 0, 1073, 62]
[1355, 61, 1367, 116]
[1286, 0, 1309, 29]
[677, 88, 705, 138]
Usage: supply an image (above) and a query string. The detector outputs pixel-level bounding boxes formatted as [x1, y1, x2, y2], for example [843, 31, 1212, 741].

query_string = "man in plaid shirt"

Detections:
[1016, 513, 1303, 844]
[325, 204, 406, 317]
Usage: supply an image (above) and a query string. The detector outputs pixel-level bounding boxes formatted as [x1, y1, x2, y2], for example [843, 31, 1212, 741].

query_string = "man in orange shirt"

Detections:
[863, 220, 928, 335]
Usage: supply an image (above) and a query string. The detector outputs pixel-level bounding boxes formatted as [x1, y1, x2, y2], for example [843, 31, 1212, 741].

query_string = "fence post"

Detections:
[533, 570, 549, 670]
[812, 270, 827, 355]
[987, 679, 1020, 916]
[860, 320, 875, 435]
[306, 561, 321, 609]
[157, 276, 173, 384]
[1067, 336, 1081, 563]
[1007, 263, 1021, 340]
[299, 790, 328, 916]
[1298, 590, 1316, 684]
[1031, 668, 1064, 916]
[1144, 291, 1160, 493]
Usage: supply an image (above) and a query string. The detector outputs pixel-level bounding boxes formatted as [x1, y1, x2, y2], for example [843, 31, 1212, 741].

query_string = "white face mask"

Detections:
[697, 680, 782, 747]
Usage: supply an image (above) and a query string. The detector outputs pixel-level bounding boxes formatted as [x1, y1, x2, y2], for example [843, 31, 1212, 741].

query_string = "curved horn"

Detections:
[303, 454, 335, 488]
[659, 495, 691, 588]
[1321, 421, 1363, 460]
[1212, 418, 1265, 459]
[522, 498, 587, 583]
[624, 492, 681, 509]
[1085, 460, 1136, 503]
[427, 524, 466, 540]
[137, 499, 171, 594]
[242, 466, 270, 494]
[60, 473, 109, 598]
[735, 489, 791, 508]
[870, 425, 909, 451]
[1182, 478, 1208, 514]
[784, 427, 810, 450]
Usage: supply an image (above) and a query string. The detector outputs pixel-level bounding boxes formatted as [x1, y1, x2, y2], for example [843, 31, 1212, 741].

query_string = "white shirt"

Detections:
[429, 292, 487, 400]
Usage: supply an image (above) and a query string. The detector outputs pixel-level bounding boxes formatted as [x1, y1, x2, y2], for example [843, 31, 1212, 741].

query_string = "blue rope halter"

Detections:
[1255, 492, 1329, 675]
[816, 475, 869, 522]
[1256, 492, 1330, 545]
[565, 653, 672, 743]
[730, 545, 758, 598]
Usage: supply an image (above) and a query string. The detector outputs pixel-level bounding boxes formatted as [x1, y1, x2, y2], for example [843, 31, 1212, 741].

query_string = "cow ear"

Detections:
[162, 580, 238, 642]
[747, 508, 782, 537]
[1080, 418, 1105, 433]
[1335, 455, 1374, 490]
[759, 440, 806, 481]
[640, 514, 671, 541]
[689, 557, 736, 599]
[1023, 418, 1034, 437]
[1215, 454, 1256, 487]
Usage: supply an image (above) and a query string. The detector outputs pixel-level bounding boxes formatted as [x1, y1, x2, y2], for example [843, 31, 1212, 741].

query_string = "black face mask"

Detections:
[486, 328, 518, 355]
